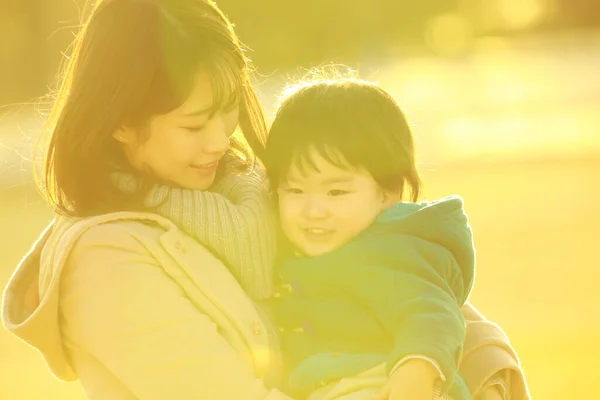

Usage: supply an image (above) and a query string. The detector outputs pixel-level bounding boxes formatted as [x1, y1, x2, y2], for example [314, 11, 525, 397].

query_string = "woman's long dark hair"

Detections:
[39, 0, 267, 217]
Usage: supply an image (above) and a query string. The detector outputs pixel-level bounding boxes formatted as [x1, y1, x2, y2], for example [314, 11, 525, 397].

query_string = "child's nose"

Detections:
[302, 196, 329, 219]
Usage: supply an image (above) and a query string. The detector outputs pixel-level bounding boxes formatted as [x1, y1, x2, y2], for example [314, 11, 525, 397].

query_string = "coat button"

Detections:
[273, 283, 293, 298]
[252, 321, 262, 336]
[302, 321, 314, 334]
[279, 283, 293, 294]
[174, 241, 188, 253]
[290, 280, 303, 293]
[318, 379, 332, 388]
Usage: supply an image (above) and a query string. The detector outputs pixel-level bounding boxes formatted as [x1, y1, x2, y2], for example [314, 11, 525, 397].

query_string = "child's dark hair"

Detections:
[264, 75, 421, 202]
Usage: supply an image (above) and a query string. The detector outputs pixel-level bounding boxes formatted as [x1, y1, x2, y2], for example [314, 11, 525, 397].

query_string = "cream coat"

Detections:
[2, 212, 291, 399]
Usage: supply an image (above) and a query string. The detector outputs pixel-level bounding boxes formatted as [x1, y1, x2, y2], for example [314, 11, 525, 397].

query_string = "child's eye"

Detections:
[285, 188, 304, 195]
[328, 189, 350, 196]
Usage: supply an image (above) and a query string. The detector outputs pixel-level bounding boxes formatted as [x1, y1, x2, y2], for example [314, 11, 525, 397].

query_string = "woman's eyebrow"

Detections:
[182, 105, 215, 117]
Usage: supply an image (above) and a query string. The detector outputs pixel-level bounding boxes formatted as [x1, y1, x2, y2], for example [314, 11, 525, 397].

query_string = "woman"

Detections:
[1, 0, 529, 399]
[3, 1, 285, 398]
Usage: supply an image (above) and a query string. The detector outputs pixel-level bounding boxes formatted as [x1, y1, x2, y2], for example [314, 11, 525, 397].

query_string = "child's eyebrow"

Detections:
[284, 176, 354, 185]
[321, 177, 355, 185]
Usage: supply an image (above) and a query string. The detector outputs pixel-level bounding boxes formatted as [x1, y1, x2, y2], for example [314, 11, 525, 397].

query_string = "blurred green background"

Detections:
[1, 0, 599, 398]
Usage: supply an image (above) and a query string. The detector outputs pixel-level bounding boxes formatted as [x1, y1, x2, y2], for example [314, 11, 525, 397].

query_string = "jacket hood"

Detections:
[0, 220, 77, 380]
[363, 195, 476, 304]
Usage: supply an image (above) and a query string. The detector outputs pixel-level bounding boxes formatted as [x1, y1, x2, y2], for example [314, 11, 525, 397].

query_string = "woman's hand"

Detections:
[373, 359, 439, 400]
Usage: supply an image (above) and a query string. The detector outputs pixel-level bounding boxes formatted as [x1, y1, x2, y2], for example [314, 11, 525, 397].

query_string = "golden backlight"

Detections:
[1, 0, 598, 398]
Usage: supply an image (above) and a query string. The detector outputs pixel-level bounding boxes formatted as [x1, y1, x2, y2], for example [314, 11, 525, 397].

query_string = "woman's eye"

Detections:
[184, 125, 207, 133]
[328, 189, 350, 196]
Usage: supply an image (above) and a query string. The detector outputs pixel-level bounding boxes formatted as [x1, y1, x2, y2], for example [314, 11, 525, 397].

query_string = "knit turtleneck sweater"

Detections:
[118, 167, 276, 299]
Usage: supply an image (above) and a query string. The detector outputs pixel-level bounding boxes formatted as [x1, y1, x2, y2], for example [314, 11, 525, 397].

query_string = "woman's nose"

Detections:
[204, 115, 230, 154]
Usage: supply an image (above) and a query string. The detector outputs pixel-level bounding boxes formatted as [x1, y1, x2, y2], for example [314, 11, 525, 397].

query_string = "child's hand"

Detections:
[475, 385, 504, 400]
[373, 359, 439, 400]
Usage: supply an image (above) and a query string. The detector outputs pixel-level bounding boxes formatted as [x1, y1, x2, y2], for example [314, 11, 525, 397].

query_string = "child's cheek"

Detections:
[278, 198, 296, 230]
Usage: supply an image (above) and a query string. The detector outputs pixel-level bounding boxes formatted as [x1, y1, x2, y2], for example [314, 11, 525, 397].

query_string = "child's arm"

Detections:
[326, 246, 470, 396]
[383, 272, 466, 394]
[145, 168, 276, 299]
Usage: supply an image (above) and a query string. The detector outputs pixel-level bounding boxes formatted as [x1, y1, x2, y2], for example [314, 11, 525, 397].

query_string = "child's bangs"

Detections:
[290, 143, 357, 179]
[276, 114, 364, 182]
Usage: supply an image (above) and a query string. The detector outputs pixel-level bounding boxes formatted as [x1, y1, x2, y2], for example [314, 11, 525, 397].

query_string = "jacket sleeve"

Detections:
[383, 270, 465, 390]
[59, 223, 292, 400]
[328, 241, 467, 391]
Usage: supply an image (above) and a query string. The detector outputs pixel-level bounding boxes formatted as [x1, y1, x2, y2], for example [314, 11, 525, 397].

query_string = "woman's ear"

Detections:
[112, 126, 137, 144]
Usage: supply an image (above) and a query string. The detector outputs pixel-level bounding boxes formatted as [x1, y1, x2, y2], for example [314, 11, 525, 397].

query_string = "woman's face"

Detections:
[115, 72, 239, 190]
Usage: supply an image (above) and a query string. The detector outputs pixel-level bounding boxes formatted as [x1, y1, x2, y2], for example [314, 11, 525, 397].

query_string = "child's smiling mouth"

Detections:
[302, 227, 335, 242]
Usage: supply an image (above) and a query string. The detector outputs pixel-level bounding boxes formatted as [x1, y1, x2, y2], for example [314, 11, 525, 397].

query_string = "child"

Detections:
[261, 76, 475, 400]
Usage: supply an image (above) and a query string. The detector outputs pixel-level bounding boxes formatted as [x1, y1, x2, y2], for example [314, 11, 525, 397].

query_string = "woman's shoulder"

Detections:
[59, 211, 226, 274]
[46, 211, 187, 266]
[52, 212, 208, 296]
[70, 218, 161, 253]
[58, 211, 172, 239]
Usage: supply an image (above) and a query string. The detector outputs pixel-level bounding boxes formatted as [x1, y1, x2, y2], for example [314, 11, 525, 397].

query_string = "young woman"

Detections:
[3, 1, 286, 398]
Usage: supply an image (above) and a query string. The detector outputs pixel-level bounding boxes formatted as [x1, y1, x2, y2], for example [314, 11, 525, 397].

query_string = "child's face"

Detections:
[278, 150, 395, 257]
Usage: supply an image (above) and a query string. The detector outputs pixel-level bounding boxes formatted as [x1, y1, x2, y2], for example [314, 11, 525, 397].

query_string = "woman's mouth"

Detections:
[190, 161, 219, 175]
